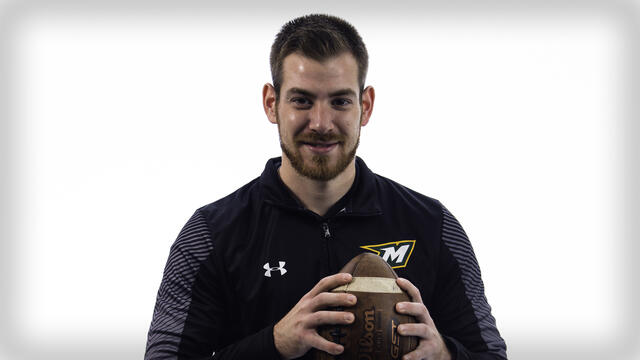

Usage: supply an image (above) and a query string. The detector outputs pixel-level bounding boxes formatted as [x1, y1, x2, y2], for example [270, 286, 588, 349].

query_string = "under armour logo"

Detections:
[263, 261, 287, 277]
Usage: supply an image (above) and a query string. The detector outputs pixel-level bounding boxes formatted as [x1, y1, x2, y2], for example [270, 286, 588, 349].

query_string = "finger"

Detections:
[401, 347, 427, 360]
[402, 338, 440, 360]
[395, 301, 432, 325]
[307, 310, 355, 327]
[396, 278, 423, 304]
[311, 292, 357, 310]
[400, 333, 444, 360]
[396, 323, 430, 338]
[307, 332, 345, 356]
[307, 273, 353, 298]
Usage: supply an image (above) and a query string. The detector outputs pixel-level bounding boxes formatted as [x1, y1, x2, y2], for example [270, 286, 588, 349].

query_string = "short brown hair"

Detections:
[270, 14, 369, 101]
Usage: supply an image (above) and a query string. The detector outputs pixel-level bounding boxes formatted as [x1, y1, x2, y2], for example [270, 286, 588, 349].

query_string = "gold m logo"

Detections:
[360, 240, 416, 269]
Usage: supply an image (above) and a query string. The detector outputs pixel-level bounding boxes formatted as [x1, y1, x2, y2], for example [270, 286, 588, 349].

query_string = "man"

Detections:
[145, 14, 507, 360]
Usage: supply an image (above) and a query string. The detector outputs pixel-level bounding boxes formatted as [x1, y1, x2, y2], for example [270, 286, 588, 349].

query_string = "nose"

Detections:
[308, 102, 334, 134]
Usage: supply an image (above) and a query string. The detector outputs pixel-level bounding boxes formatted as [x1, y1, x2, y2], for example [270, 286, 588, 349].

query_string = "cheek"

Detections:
[278, 114, 305, 139]
[344, 119, 362, 139]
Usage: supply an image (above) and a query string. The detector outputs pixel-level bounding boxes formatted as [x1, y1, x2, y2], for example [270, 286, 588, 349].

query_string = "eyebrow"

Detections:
[286, 87, 357, 99]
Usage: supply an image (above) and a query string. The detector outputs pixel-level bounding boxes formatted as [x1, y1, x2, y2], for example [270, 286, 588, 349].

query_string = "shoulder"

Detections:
[371, 171, 443, 220]
[193, 176, 262, 237]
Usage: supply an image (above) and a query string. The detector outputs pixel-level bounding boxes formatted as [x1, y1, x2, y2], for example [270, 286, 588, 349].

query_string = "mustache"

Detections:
[294, 132, 345, 143]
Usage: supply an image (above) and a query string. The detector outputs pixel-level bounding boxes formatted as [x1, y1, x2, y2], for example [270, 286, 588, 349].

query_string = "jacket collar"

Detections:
[259, 156, 382, 217]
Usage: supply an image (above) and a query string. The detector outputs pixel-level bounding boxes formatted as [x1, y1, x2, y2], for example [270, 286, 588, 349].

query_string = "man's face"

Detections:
[274, 52, 365, 181]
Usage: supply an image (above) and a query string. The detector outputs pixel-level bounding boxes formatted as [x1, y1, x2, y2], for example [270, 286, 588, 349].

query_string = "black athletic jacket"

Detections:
[145, 157, 507, 360]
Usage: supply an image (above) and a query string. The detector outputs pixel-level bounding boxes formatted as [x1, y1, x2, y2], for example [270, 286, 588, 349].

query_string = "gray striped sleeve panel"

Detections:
[442, 206, 507, 359]
[145, 210, 214, 360]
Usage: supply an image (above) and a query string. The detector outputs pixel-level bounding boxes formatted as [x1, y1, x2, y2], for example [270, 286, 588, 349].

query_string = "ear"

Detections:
[360, 86, 375, 127]
[263, 83, 278, 124]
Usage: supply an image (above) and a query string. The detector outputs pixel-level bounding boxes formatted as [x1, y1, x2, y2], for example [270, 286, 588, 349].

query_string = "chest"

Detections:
[217, 209, 441, 328]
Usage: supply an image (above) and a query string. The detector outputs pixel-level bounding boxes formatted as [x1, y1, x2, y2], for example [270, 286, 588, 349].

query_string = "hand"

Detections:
[395, 278, 452, 360]
[273, 273, 357, 359]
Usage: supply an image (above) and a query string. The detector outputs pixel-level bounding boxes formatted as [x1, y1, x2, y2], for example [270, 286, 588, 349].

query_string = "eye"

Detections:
[290, 97, 312, 108]
[331, 98, 353, 108]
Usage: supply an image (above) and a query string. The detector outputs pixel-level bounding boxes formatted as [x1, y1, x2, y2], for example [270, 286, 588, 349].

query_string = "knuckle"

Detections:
[301, 331, 315, 345]
[294, 320, 307, 333]
[419, 323, 430, 332]
[324, 292, 340, 302]
[413, 324, 427, 336]
[318, 276, 330, 287]
[317, 292, 354, 307]
[298, 299, 313, 313]
[313, 293, 333, 308]
[300, 312, 316, 327]
[419, 339, 437, 353]
[312, 334, 340, 354]
[400, 302, 416, 314]
[314, 293, 332, 307]
[332, 311, 353, 325]
[321, 311, 336, 325]
[314, 292, 329, 304]
[308, 312, 324, 326]
[334, 293, 350, 305]
[323, 273, 338, 284]
[295, 329, 306, 343]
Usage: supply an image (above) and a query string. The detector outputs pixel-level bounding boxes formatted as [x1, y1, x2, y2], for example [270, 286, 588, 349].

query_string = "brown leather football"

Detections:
[313, 253, 418, 360]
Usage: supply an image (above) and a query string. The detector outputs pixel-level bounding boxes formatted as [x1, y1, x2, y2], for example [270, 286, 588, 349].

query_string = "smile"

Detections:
[302, 142, 339, 154]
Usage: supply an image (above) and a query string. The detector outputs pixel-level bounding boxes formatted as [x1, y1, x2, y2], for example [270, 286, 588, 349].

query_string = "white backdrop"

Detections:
[1, 1, 638, 359]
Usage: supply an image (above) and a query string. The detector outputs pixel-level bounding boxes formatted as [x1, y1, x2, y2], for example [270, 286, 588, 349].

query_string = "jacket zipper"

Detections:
[322, 222, 332, 272]
[322, 222, 331, 239]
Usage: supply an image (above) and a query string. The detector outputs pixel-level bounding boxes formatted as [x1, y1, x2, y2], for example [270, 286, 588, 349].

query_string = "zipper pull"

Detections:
[322, 222, 331, 239]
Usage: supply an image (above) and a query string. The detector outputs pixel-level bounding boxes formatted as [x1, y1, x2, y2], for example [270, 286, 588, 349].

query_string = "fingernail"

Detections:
[348, 295, 356, 303]
[396, 303, 404, 311]
[345, 313, 354, 322]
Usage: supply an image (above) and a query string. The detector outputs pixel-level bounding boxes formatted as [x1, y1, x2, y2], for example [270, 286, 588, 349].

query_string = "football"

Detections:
[314, 253, 418, 360]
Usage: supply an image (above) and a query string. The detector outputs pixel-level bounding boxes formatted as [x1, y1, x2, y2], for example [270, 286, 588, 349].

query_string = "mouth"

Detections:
[301, 142, 339, 154]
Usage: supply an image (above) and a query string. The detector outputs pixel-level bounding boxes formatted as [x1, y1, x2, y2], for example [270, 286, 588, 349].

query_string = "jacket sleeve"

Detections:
[144, 210, 282, 360]
[431, 205, 508, 360]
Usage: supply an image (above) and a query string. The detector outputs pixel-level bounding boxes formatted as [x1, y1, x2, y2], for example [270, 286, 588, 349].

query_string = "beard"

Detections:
[277, 111, 360, 182]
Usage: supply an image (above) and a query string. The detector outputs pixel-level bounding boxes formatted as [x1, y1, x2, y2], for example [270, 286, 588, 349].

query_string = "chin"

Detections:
[282, 139, 358, 181]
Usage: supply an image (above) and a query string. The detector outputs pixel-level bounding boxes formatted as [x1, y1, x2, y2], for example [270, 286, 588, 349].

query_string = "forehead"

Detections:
[281, 52, 359, 94]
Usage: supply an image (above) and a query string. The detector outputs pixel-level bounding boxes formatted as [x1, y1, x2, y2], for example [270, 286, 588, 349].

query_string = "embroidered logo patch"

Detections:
[360, 240, 416, 269]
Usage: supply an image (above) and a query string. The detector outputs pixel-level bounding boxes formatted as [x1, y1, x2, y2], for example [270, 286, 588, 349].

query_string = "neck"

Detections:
[278, 156, 356, 217]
